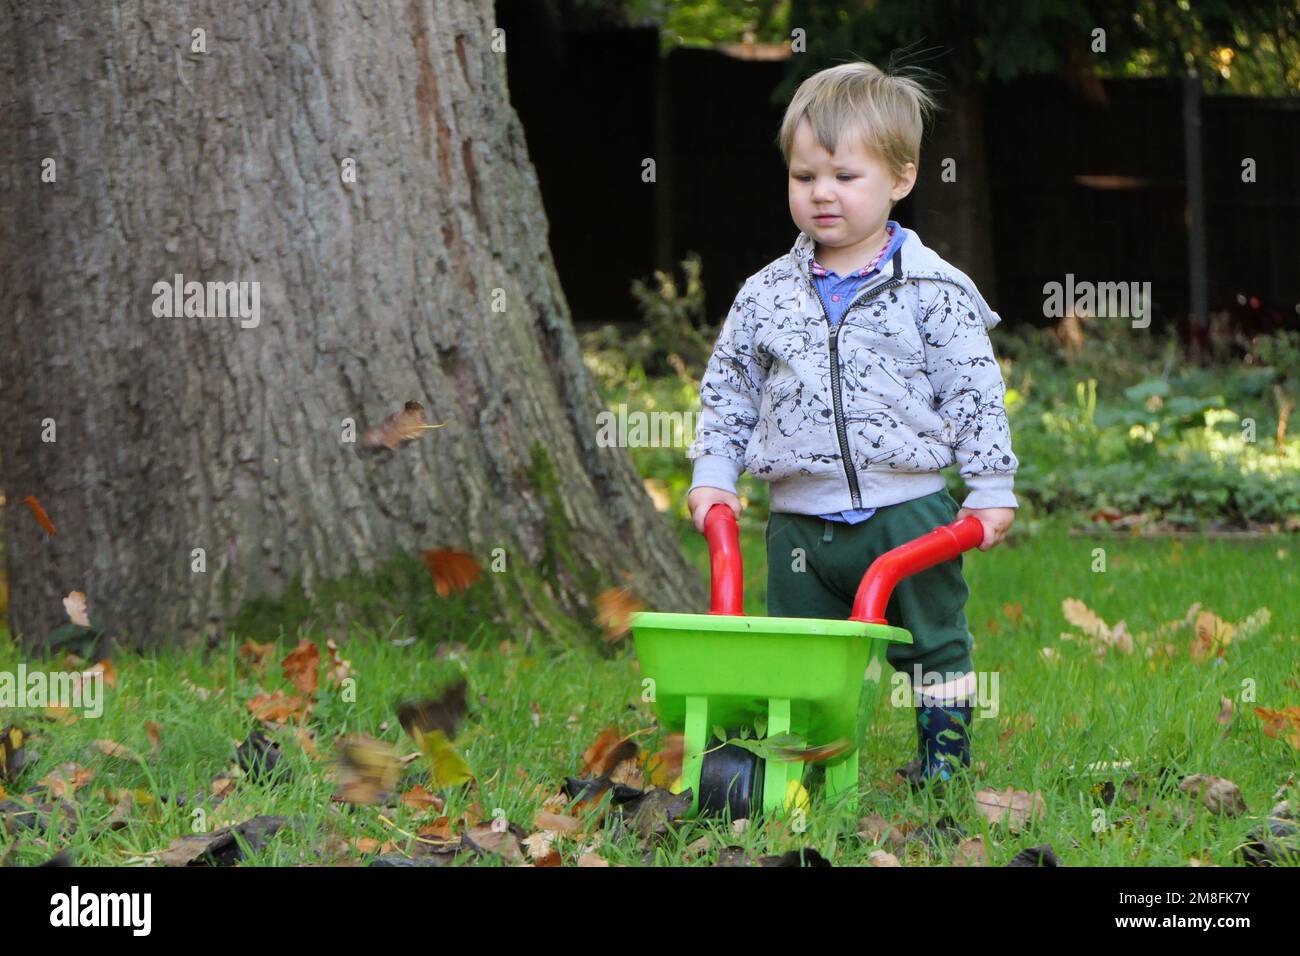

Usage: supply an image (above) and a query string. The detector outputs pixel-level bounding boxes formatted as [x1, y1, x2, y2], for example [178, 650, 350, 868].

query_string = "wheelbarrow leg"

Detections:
[761, 697, 800, 815]
[683, 695, 709, 817]
[825, 749, 859, 800]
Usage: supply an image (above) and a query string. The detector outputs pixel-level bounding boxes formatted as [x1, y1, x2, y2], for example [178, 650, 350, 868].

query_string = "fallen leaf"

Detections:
[40, 763, 94, 799]
[238, 639, 275, 673]
[953, 835, 987, 866]
[1216, 697, 1233, 727]
[22, 495, 56, 537]
[156, 816, 288, 866]
[401, 785, 445, 813]
[421, 550, 481, 597]
[576, 852, 609, 867]
[281, 639, 320, 696]
[868, 849, 900, 867]
[581, 727, 638, 779]
[324, 638, 353, 686]
[1062, 598, 1109, 641]
[1254, 706, 1300, 751]
[246, 690, 311, 724]
[461, 825, 524, 864]
[1191, 610, 1236, 661]
[975, 787, 1045, 832]
[645, 734, 683, 789]
[94, 739, 143, 763]
[534, 811, 582, 834]
[1179, 774, 1247, 816]
[145, 721, 163, 756]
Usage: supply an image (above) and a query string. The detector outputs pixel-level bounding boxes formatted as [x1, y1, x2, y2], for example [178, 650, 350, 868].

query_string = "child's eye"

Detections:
[838, 174, 855, 180]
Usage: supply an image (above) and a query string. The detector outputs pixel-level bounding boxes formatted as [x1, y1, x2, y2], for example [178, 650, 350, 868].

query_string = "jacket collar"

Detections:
[791, 226, 1002, 329]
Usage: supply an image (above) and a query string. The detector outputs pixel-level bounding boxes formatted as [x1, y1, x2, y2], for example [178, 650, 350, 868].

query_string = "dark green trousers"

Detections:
[765, 489, 974, 676]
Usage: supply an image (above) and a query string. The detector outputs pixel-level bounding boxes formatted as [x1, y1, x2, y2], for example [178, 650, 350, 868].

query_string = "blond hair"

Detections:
[777, 61, 938, 180]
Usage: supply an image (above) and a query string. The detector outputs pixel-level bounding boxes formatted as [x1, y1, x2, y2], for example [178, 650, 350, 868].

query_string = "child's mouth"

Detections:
[814, 215, 840, 224]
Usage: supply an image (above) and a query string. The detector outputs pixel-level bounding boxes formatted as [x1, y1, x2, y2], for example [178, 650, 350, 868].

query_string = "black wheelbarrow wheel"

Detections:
[698, 734, 764, 820]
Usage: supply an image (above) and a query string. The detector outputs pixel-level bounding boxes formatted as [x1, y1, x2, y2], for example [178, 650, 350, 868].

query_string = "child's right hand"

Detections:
[687, 487, 742, 534]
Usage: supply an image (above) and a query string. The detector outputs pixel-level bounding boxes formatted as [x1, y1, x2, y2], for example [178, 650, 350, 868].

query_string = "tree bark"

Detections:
[0, 0, 706, 649]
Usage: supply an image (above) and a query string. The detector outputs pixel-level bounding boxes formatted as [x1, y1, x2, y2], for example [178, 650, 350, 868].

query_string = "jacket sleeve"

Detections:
[918, 282, 1019, 509]
[687, 283, 767, 496]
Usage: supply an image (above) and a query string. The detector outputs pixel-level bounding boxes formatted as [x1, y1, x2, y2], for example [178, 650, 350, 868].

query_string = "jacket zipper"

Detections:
[810, 274, 904, 510]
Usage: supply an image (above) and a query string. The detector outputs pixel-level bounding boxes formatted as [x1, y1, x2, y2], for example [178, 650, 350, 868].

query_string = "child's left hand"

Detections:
[956, 507, 1015, 551]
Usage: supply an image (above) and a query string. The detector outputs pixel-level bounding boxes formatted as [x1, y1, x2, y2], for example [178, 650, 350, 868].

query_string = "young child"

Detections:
[685, 61, 1018, 788]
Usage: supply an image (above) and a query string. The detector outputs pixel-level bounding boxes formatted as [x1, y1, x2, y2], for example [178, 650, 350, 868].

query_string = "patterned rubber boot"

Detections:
[915, 702, 973, 786]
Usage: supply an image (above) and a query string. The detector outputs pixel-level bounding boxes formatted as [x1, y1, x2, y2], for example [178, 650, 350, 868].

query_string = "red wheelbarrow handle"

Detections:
[849, 515, 985, 624]
[703, 503, 744, 615]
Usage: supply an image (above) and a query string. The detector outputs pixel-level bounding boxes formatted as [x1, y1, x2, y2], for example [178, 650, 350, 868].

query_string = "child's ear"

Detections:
[892, 162, 918, 201]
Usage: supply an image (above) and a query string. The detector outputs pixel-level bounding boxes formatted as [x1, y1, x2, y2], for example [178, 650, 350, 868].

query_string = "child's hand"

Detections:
[687, 487, 742, 534]
[956, 506, 1015, 551]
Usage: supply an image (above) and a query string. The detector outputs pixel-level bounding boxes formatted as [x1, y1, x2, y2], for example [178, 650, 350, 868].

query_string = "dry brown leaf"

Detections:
[43, 706, 78, 725]
[576, 852, 610, 867]
[1191, 610, 1236, 661]
[1255, 706, 1300, 750]
[534, 811, 582, 834]
[63, 591, 91, 628]
[645, 734, 684, 789]
[246, 690, 311, 724]
[1216, 697, 1234, 726]
[94, 739, 143, 763]
[953, 836, 987, 866]
[975, 787, 1045, 832]
[239, 639, 275, 673]
[401, 785, 445, 814]
[281, 639, 320, 696]
[1179, 774, 1247, 816]
[418, 816, 454, 840]
[145, 720, 163, 756]
[1062, 598, 1109, 641]
[360, 400, 444, 450]
[40, 762, 93, 799]
[324, 638, 353, 686]
[421, 549, 482, 597]
[594, 586, 644, 642]
[868, 849, 900, 867]
[581, 727, 638, 778]
[78, 660, 117, 690]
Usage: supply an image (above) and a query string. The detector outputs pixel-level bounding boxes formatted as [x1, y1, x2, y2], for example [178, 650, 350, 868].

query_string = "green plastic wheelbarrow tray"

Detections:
[631, 505, 985, 819]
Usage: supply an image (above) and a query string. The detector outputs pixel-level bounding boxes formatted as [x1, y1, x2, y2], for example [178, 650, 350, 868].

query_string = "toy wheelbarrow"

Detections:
[630, 504, 985, 819]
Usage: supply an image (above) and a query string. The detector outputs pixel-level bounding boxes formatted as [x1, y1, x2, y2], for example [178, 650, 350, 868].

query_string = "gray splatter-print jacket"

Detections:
[688, 226, 1019, 514]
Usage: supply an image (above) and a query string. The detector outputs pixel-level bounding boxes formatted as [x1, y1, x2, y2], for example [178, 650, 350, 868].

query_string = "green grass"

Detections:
[1, 513, 1296, 867]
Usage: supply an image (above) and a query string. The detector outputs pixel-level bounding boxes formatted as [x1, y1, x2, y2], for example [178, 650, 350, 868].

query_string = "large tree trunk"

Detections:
[0, 0, 706, 649]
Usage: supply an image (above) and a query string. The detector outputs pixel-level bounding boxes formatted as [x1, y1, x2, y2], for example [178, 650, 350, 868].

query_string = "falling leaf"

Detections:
[975, 788, 1045, 832]
[397, 679, 468, 741]
[22, 495, 56, 537]
[40, 763, 94, 799]
[332, 735, 400, 806]
[246, 690, 311, 724]
[594, 586, 644, 642]
[421, 549, 482, 597]
[1255, 706, 1300, 750]
[94, 739, 143, 763]
[416, 729, 474, 789]
[281, 638, 320, 696]
[63, 592, 90, 628]
[324, 638, 353, 686]
[360, 400, 446, 450]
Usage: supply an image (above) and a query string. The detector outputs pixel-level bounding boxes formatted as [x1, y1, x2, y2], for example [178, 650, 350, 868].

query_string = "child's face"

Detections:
[787, 118, 916, 265]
